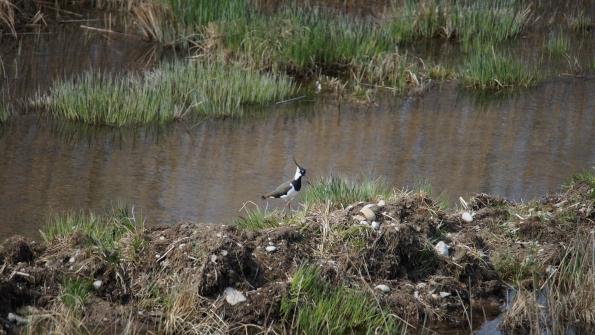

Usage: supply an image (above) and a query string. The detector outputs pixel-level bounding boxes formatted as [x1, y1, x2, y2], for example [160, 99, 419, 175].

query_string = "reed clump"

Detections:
[461, 48, 537, 90]
[42, 60, 298, 126]
[545, 33, 569, 56]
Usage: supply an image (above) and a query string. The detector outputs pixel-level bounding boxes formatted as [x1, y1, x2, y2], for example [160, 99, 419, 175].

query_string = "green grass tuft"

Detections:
[302, 176, 391, 208]
[0, 101, 11, 123]
[43, 60, 298, 126]
[234, 208, 283, 230]
[60, 278, 93, 310]
[280, 265, 401, 334]
[41, 207, 141, 261]
[545, 33, 569, 56]
[569, 168, 595, 199]
[461, 47, 536, 90]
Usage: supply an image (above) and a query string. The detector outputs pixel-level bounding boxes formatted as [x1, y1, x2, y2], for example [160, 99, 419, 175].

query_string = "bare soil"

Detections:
[0, 182, 593, 334]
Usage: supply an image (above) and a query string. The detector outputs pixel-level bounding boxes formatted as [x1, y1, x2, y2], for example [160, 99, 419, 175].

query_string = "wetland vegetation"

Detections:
[2, 0, 593, 126]
[1, 172, 594, 334]
[1, 1, 594, 334]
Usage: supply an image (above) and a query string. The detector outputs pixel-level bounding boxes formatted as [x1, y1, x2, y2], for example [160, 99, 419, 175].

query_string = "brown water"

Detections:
[1, 16, 595, 239]
[1, 77, 594, 238]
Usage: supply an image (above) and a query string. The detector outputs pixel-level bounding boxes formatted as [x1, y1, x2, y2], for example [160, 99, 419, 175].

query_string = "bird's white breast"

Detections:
[281, 185, 297, 198]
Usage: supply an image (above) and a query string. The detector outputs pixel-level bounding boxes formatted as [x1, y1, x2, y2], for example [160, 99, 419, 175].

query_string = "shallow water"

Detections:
[1, 76, 594, 238]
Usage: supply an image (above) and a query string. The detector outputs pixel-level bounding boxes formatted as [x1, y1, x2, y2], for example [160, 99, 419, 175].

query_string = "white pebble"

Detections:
[223, 287, 247, 306]
[434, 241, 449, 257]
[68, 257, 75, 263]
[371, 221, 380, 230]
[210, 254, 218, 263]
[155, 254, 160, 259]
[377, 200, 386, 206]
[8, 313, 27, 325]
[439, 291, 451, 298]
[265, 245, 277, 253]
[461, 212, 473, 223]
[93, 280, 102, 290]
[220, 250, 228, 257]
[374, 284, 390, 293]
[359, 220, 369, 225]
[159, 236, 165, 241]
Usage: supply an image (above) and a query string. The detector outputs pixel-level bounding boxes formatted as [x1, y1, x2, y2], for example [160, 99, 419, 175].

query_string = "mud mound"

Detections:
[0, 182, 593, 334]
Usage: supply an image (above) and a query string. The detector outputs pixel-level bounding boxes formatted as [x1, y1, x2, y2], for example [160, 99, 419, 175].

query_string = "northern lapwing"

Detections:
[261, 158, 306, 210]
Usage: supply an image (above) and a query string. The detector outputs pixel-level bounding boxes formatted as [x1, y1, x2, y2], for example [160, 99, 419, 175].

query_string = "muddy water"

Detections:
[1, 76, 594, 238]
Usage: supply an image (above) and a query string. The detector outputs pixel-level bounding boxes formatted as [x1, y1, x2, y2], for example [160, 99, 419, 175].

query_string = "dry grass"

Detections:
[0, 0, 17, 36]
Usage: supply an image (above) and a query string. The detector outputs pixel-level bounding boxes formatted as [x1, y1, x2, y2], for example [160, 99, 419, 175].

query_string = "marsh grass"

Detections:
[44, 60, 298, 126]
[302, 176, 391, 208]
[41, 207, 142, 262]
[567, 10, 592, 32]
[545, 33, 569, 56]
[569, 168, 595, 199]
[0, 100, 10, 123]
[60, 278, 93, 310]
[461, 47, 536, 90]
[234, 207, 284, 230]
[280, 265, 401, 334]
[388, 0, 531, 47]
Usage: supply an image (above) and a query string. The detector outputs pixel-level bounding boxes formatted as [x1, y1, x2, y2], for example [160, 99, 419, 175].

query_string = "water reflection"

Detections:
[0, 77, 593, 238]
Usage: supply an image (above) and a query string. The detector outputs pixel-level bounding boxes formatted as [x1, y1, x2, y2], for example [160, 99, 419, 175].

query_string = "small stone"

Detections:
[414, 291, 420, 300]
[377, 200, 386, 207]
[374, 284, 390, 293]
[461, 212, 473, 223]
[155, 254, 160, 259]
[8, 313, 27, 325]
[68, 257, 75, 263]
[439, 291, 451, 298]
[360, 221, 369, 226]
[371, 221, 380, 230]
[360, 207, 376, 221]
[210, 254, 218, 263]
[346, 205, 354, 211]
[435, 241, 449, 257]
[268, 241, 274, 246]
[224, 287, 247, 306]
[353, 215, 367, 222]
[364, 203, 375, 209]
[220, 250, 228, 257]
[265, 245, 277, 252]
[93, 280, 102, 290]
[159, 236, 165, 241]
[178, 243, 186, 250]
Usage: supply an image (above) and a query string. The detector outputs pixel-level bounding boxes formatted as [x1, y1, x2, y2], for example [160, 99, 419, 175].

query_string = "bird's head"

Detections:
[293, 157, 306, 179]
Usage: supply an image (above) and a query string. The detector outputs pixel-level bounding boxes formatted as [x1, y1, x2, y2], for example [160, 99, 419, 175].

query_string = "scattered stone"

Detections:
[414, 291, 420, 300]
[360, 221, 369, 226]
[375, 284, 390, 293]
[360, 207, 376, 221]
[435, 241, 449, 256]
[220, 250, 228, 257]
[377, 200, 386, 207]
[223, 287, 247, 306]
[93, 280, 102, 290]
[8, 313, 27, 325]
[155, 254, 160, 259]
[265, 245, 277, 253]
[353, 215, 367, 222]
[210, 254, 218, 263]
[268, 241, 274, 246]
[159, 236, 165, 241]
[68, 256, 75, 263]
[178, 243, 186, 250]
[461, 212, 473, 223]
[439, 291, 451, 298]
[371, 221, 380, 230]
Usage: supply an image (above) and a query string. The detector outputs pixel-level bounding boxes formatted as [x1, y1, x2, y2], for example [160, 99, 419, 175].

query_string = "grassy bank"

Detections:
[39, 60, 298, 126]
[1, 172, 593, 334]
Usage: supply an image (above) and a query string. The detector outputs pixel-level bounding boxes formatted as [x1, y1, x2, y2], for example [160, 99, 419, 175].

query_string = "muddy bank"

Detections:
[0, 179, 593, 334]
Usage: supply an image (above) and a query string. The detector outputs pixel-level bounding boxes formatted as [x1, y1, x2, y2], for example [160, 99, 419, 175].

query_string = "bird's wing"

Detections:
[263, 181, 293, 198]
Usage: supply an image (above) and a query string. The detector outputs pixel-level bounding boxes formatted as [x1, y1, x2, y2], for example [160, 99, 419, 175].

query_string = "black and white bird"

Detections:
[261, 158, 306, 206]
